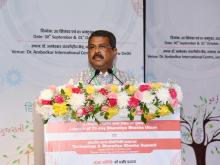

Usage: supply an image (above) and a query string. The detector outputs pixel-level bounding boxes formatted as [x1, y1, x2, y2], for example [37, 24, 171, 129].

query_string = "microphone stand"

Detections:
[107, 68, 124, 85]
[88, 69, 100, 84]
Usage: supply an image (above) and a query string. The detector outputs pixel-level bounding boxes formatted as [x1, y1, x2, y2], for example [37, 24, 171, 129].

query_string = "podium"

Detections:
[34, 110, 181, 165]
[34, 82, 182, 165]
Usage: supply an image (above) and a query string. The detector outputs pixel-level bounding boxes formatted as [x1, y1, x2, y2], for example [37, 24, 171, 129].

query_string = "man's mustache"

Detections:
[92, 53, 104, 59]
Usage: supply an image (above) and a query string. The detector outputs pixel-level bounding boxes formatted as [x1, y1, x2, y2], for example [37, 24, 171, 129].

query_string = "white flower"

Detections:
[173, 84, 183, 102]
[36, 105, 53, 119]
[156, 88, 170, 103]
[94, 86, 102, 90]
[94, 93, 106, 105]
[56, 85, 66, 93]
[68, 93, 85, 109]
[141, 91, 155, 104]
[39, 89, 54, 100]
[117, 91, 129, 109]
[68, 78, 74, 85]
[147, 104, 158, 113]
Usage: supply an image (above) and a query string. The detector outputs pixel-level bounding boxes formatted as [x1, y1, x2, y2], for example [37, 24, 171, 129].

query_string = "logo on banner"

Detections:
[0, 68, 23, 87]
[5, 69, 23, 86]
[24, 101, 33, 113]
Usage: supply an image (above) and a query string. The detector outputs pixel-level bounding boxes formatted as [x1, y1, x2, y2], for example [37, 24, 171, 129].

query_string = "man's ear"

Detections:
[113, 48, 117, 57]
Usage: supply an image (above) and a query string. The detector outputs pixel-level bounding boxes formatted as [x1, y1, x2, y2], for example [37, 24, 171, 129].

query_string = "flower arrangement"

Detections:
[36, 82, 182, 124]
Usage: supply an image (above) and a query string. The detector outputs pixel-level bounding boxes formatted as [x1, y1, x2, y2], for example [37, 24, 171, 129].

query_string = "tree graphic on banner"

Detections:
[181, 95, 220, 165]
[1, 120, 33, 165]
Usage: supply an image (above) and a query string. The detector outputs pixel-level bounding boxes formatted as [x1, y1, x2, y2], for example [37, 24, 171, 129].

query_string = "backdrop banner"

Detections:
[146, 0, 220, 165]
[0, 0, 143, 164]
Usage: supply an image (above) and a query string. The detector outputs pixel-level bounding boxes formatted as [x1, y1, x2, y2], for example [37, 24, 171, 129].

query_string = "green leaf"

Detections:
[84, 115, 89, 121]
[141, 103, 149, 113]
[25, 125, 29, 129]
[140, 102, 144, 108]
[78, 82, 83, 89]
[88, 99, 94, 105]
[166, 103, 174, 113]
[43, 119, 49, 124]
[61, 89, 65, 95]
[180, 106, 184, 111]
[141, 114, 147, 124]
[154, 98, 159, 106]
[200, 96, 203, 101]
[12, 159, 18, 164]
[71, 111, 77, 119]
[2, 154, 8, 158]
[19, 150, 23, 154]
[29, 129, 34, 132]
[95, 118, 100, 124]
[93, 105, 101, 114]
[104, 112, 109, 119]
[128, 112, 134, 121]
[124, 84, 129, 90]
[16, 146, 21, 151]
[12, 135, 16, 138]
[182, 148, 186, 153]
[100, 111, 104, 116]
[27, 144, 32, 148]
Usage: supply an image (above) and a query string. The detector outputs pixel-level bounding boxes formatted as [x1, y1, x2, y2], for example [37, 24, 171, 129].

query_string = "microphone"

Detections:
[107, 68, 124, 85]
[88, 69, 100, 84]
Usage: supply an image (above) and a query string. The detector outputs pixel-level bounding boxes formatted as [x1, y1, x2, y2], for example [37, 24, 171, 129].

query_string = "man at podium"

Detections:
[69, 30, 136, 85]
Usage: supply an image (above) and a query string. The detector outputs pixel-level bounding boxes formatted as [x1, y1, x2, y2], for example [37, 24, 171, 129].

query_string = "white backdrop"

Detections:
[0, 0, 144, 164]
[146, 0, 220, 165]
[2, 0, 220, 164]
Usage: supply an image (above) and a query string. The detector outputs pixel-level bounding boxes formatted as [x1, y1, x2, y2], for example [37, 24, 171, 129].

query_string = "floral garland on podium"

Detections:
[36, 82, 183, 124]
